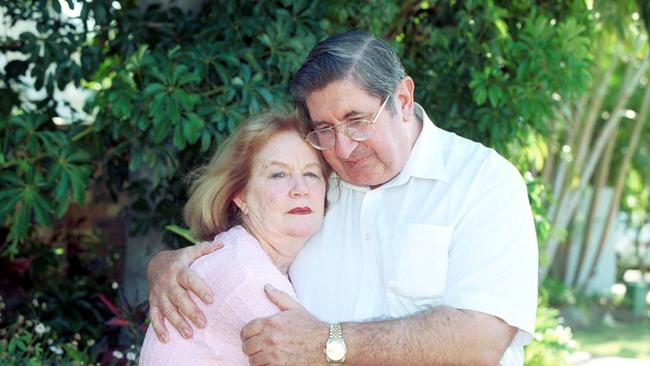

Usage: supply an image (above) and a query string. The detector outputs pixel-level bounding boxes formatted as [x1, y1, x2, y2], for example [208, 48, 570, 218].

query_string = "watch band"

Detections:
[329, 323, 343, 339]
[325, 323, 346, 365]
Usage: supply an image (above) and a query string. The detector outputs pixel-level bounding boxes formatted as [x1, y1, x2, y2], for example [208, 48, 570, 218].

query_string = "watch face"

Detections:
[327, 342, 346, 361]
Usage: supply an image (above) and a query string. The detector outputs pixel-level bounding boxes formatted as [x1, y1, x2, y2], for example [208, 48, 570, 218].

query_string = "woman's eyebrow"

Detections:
[264, 161, 290, 169]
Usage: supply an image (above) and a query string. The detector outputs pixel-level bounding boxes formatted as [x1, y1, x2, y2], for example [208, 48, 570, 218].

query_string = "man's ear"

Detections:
[397, 76, 415, 122]
[233, 192, 248, 215]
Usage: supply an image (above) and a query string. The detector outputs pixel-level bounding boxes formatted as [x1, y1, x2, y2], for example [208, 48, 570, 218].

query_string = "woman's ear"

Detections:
[233, 192, 248, 215]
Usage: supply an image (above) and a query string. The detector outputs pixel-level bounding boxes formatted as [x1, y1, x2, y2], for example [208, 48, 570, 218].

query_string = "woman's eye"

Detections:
[271, 172, 287, 179]
[305, 171, 320, 178]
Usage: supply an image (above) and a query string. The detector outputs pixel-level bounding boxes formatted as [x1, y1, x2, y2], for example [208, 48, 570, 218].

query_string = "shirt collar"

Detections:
[384, 103, 448, 188]
[338, 103, 448, 192]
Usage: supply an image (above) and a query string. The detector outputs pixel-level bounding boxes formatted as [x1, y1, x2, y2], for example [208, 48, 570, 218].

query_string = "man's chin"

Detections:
[342, 171, 386, 187]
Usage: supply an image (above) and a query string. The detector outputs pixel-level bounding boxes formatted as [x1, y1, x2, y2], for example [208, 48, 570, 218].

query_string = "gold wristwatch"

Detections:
[324, 323, 347, 365]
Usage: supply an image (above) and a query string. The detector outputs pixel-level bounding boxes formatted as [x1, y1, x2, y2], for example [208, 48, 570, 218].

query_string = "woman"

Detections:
[139, 112, 330, 365]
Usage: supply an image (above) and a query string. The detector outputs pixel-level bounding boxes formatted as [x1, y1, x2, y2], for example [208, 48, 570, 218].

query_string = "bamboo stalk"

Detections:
[581, 81, 650, 292]
[550, 53, 619, 219]
[571, 138, 613, 288]
[541, 57, 649, 282]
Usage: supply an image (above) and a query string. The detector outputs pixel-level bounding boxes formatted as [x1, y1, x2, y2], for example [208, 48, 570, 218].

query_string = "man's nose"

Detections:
[334, 129, 358, 159]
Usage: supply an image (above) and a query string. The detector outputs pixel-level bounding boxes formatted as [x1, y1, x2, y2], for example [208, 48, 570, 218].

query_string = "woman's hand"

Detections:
[146, 241, 223, 342]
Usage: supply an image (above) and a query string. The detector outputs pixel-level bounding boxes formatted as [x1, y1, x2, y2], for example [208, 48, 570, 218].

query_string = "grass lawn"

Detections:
[572, 319, 650, 360]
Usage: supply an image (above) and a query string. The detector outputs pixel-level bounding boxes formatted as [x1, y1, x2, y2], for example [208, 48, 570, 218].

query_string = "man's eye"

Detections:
[347, 119, 367, 127]
[315, 125, 333, 132]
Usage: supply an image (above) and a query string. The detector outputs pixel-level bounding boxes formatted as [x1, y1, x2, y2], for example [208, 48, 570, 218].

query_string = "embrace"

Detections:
[139, 30, 538, 366]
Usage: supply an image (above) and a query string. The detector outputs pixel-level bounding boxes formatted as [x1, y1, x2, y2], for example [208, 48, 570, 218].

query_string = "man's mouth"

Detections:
[344, 155, 370, 167]
[288, 207, 312, 215]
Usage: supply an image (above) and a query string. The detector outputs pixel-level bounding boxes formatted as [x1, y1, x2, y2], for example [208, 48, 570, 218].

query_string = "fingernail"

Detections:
[264, 284, 273, 292]
[205, 294, 214, 303]
[196, 317, 206, 328]
[182, 328, 192, 338]
[161, 334, 168, 343]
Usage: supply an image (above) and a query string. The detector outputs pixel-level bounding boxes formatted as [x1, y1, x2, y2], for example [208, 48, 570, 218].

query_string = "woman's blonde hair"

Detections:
[183, 111, 331, 242]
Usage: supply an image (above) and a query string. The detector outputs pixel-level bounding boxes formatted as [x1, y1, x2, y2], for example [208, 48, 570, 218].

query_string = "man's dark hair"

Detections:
[290, 30, 406, 120]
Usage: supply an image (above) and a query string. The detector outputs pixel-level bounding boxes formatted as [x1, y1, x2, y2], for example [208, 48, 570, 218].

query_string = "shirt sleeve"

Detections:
[442, 153, 538, 346]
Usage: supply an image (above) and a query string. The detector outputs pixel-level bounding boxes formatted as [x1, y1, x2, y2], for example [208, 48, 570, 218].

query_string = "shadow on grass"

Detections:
[572, 319, 650, 360]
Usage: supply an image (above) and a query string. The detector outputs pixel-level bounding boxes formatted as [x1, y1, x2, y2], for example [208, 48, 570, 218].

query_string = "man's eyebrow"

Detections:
[312, 110, 369, 125]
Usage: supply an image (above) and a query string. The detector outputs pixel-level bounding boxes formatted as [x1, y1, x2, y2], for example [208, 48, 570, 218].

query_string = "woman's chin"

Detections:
[285, 224, 321, 241]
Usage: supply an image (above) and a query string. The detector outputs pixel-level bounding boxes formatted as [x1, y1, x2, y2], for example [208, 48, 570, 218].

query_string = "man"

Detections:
[146, 30, 538, 365]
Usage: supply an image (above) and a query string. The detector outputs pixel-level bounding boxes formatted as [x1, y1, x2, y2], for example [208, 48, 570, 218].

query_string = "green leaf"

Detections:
[54, 171, 69, 200]
[68, 167, 87, 204]
[137, 115, 149, 131]
[174, 89, 194, 112]
[474, 85, 487, 105]
[0, 189, 22, 217]
[488, 84, 501, 107]
[149, 93, 166, 121]
[165, 224, 197, 243]
[214, 63, 230, 85]
[169, 96, 181, 123]
[143, 83, 165, 97]
[200, 131, 211, 152]
[12, 201, 32, 241]
[172, 125, 186, 150]
[67, 150, 91, 163]
[32, 192, 52, 226]
[257, 88, 273, 105]
[172, 64, 189, 85]
[55, 197, 70, 218]
[495, 19, 509, 38]
[129, 151, 142, 171]
[183, 113, 204, 144]
[177, 72, 200, 86]
[232, 77, 244, 87]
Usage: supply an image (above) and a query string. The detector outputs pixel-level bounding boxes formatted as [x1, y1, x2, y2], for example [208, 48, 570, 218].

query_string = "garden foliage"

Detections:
[0, 0, 596, 363]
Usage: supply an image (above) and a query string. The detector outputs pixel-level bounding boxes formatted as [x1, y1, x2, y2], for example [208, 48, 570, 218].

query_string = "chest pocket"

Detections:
[387, 224, 452, 308]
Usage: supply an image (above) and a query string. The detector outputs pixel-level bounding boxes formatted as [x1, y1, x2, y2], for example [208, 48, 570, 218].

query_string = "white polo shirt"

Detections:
[289, 104, 538, 366]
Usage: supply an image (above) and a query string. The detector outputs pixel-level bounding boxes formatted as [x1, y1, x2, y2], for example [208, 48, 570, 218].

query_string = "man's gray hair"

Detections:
[290, 30, 406, 120]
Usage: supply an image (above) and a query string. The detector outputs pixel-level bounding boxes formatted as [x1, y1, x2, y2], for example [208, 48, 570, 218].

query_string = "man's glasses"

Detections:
[305, 95, 390, 151]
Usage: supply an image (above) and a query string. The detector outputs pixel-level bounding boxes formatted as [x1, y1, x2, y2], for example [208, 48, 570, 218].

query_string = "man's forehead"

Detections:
[305, 81, 379, 122]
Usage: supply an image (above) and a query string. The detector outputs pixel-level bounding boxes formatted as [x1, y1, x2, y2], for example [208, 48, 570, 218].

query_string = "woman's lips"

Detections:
[288, 207, 312, 215]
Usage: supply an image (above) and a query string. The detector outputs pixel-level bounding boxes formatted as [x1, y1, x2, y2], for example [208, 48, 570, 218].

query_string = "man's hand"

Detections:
[241, 285, 328, 366]
[147, 241, 223, 342]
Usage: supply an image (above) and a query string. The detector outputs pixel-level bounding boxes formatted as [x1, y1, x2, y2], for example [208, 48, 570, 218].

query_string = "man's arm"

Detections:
[344, 306, 516, 365]
[146, 241, 222, 342]
[241, 286, 517, 366]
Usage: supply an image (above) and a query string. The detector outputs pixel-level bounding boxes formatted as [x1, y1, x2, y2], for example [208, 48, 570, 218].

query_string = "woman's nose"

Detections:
[290, 176, 310, 197]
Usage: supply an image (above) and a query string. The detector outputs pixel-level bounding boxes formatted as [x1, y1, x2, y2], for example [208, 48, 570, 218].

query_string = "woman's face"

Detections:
[235, 130, 327, 242]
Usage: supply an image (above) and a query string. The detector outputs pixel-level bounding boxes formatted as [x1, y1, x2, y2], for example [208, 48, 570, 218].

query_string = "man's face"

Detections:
[305, 78, 416, 187]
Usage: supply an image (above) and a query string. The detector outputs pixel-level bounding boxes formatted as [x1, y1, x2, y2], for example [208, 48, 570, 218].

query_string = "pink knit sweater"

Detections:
[139, 226, 297, 365]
